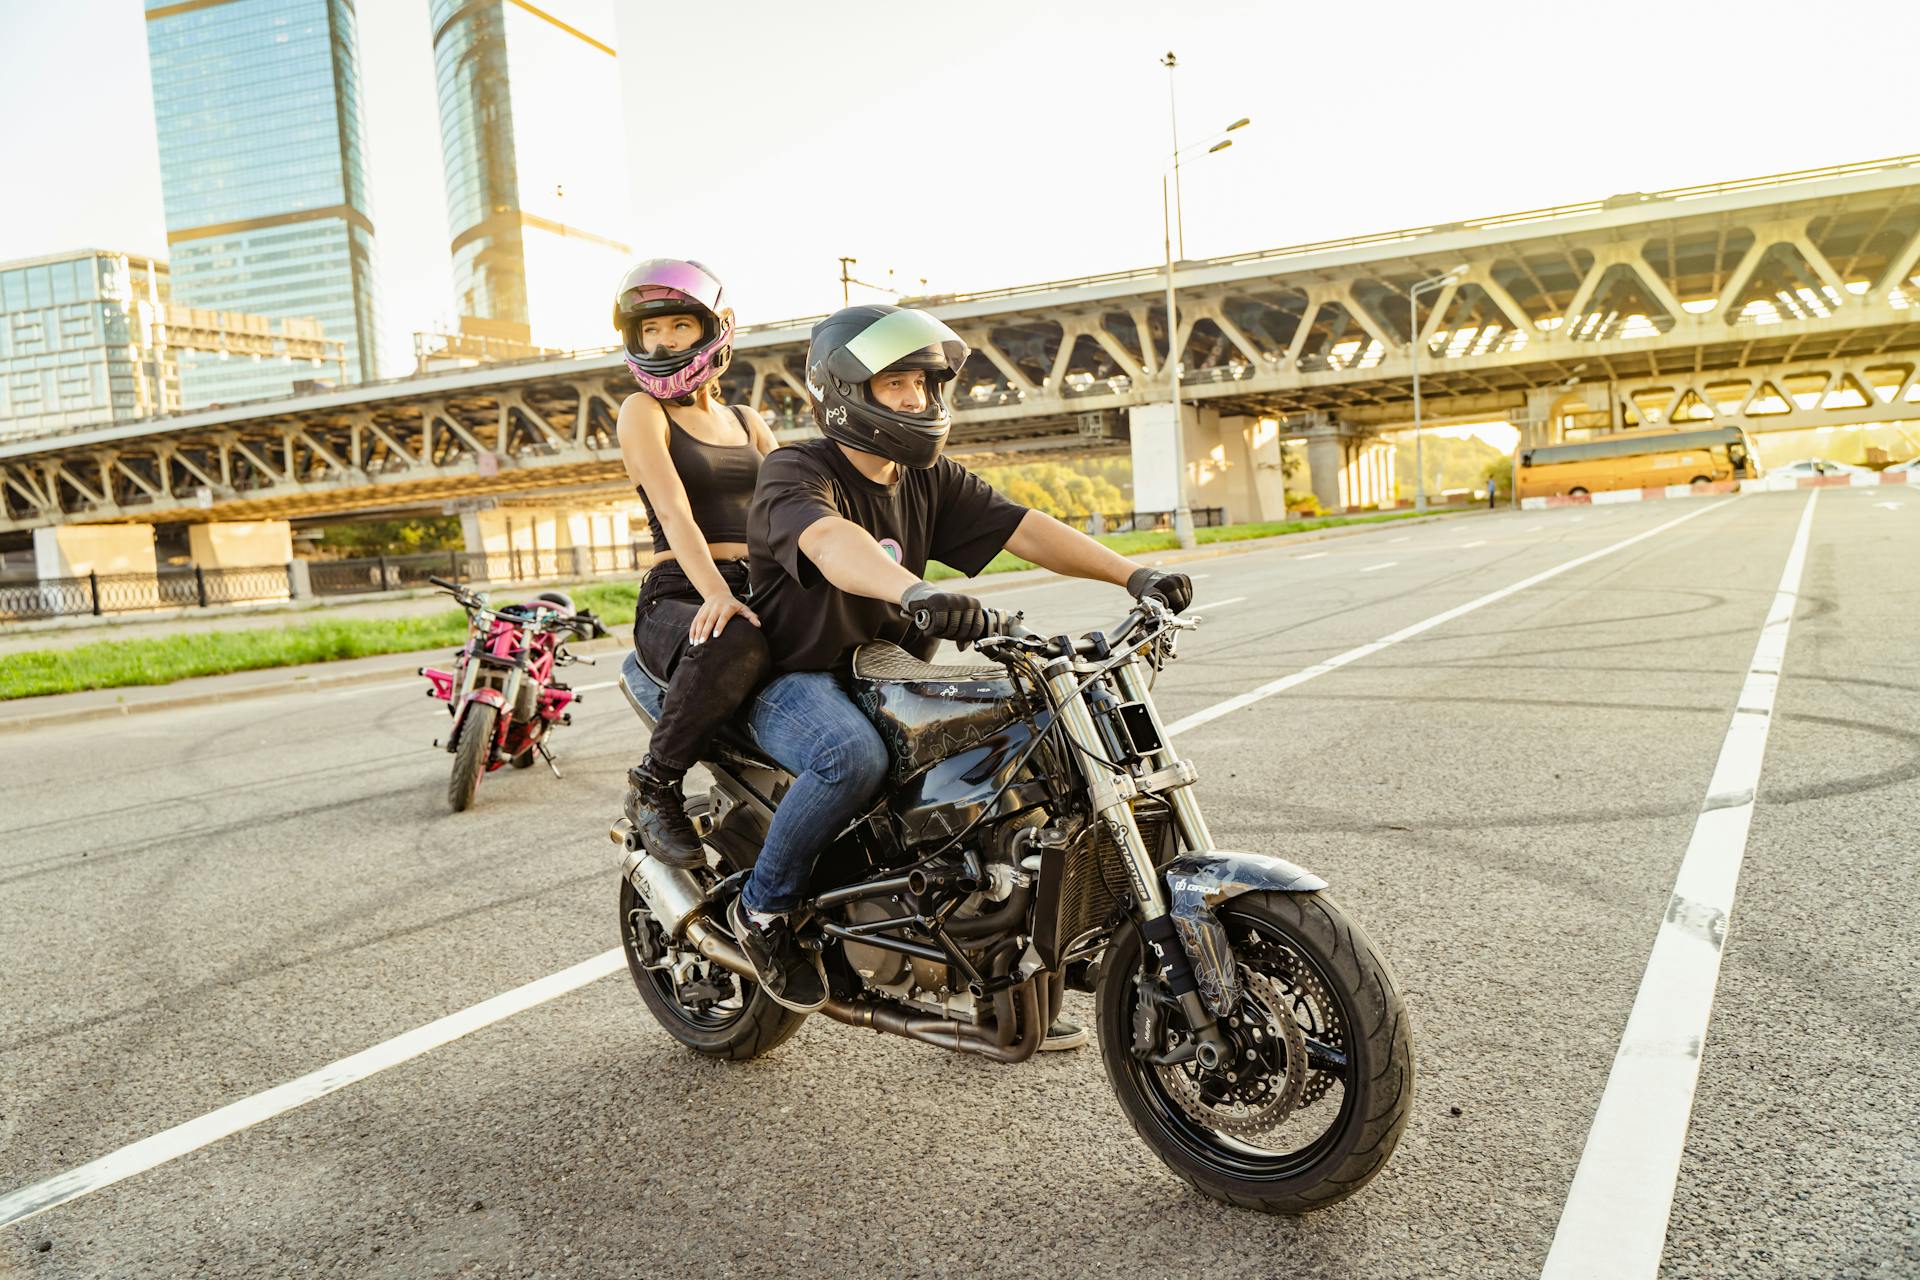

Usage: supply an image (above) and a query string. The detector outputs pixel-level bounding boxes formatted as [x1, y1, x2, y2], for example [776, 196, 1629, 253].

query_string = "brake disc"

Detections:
[1155, 968, 1308, 1139]
[1243, 938, 1345, 1108]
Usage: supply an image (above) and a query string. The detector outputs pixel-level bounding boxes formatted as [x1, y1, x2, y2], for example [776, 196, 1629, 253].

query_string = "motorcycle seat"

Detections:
[620, 651, 781, 772]
[850, 642, 1007, 685]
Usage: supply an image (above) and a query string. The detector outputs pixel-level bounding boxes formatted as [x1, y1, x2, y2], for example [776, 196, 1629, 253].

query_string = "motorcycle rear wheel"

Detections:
[621, 799, 806, 1061]
[1096, 889, 1413, 1214]
[448, 702, 497, 812]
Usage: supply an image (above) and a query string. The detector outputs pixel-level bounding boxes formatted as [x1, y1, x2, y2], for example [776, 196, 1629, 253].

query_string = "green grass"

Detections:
[0, 581, 649, 702]
[2, 508, 1463, 700]
[926, 506, 1466, 580]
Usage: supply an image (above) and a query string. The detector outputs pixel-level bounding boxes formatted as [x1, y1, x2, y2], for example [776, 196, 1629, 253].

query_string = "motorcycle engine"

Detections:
[837, 843, 1029, 1019]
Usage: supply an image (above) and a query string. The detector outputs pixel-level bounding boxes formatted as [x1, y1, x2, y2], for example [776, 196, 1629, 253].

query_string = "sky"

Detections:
[2, 0, 1915, 383]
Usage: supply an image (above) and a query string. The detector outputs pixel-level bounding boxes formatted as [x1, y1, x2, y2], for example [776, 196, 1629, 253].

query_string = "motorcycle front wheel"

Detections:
[620, 799, 807, 1061]
[447, 702, 497, 812]
[1096, 889, 1413, 1215]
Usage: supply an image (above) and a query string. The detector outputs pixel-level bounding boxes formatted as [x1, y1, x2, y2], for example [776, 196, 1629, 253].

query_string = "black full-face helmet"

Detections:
[805, 305, 970, 469]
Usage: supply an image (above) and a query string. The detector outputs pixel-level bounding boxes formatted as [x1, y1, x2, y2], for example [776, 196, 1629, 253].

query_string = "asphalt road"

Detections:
[1, 490, 1914, 1278]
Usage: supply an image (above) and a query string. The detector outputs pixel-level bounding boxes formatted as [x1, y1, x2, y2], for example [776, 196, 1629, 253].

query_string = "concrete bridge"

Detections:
[5, 154, 1917, 571]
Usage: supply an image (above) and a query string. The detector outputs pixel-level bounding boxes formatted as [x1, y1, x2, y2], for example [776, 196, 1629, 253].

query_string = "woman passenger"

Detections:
[613, 259, 777, 867]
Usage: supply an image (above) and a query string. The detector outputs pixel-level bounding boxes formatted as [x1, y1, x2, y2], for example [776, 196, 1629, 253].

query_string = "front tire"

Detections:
[1096, 890, 1413, 1214]
[448, 702, 496, 812]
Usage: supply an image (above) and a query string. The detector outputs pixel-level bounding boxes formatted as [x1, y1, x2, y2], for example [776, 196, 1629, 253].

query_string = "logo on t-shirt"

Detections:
[878, 537, 904, 563]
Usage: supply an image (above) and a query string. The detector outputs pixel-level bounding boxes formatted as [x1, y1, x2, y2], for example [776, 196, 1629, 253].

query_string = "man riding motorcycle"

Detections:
[728, 304, 1192, 1018]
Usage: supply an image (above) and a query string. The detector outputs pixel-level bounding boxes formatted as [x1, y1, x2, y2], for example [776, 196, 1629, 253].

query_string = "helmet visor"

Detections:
[616, 259, 725, 319]
[828, 308, 968, 383]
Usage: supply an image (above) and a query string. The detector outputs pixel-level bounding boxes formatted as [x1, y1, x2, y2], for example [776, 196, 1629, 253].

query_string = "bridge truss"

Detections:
[3, 156, 1917, 532]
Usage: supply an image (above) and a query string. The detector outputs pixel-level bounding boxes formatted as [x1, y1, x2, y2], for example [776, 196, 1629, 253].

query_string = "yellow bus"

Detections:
[1517, 426, 1762, 500]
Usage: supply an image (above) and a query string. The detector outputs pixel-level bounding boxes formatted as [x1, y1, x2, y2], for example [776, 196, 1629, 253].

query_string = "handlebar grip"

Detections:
[428, 575, 457, 591]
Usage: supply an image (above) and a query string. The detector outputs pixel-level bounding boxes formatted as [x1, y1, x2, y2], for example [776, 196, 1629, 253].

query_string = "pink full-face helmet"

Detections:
[612, 258, 735, 404]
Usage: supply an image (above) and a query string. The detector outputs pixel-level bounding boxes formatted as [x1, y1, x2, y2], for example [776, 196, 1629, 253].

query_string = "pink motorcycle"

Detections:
[419, 576, 606, 811]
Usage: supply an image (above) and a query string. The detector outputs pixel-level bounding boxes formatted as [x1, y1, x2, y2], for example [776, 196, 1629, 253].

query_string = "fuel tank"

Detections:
[850, 642, 1043, 849]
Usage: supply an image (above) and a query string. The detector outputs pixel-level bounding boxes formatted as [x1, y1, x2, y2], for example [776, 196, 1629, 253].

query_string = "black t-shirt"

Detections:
[748, 438, 1028, 672]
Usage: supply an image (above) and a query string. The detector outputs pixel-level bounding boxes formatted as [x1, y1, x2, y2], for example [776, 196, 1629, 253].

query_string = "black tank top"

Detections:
[637, 404, 761, 555]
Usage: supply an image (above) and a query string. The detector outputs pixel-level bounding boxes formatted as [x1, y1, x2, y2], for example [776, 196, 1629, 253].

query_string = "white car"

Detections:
[1772, 457, 1875, 477]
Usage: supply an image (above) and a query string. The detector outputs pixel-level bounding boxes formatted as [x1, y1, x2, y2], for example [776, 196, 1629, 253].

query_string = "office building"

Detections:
[429, 0, 630, 357]
[0, 251, 175, 439]
[145, 0, 381, 406]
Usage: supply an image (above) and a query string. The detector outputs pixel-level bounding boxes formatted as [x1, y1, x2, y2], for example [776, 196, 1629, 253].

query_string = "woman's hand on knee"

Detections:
[690, 594, 760, 645]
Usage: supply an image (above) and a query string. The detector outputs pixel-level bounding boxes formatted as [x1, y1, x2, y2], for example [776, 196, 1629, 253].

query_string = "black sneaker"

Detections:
[624, 756, 704, 869]
[1040, 1016, 1089, 1052]
[726, 897, 827, 1014]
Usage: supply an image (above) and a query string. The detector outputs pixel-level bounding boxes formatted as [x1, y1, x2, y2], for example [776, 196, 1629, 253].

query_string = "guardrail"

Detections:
[306, 545, 653, 597]
[0, 564, 292, 621]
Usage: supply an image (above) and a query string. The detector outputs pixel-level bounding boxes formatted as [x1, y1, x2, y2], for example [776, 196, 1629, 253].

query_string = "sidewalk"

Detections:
[0, 506, 1491, 732]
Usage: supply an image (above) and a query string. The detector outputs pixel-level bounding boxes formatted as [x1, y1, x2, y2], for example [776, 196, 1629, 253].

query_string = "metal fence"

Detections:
[1055, 507, 1227, 534]
[306, 544, 652, 598]
[0, 564, 292, 622]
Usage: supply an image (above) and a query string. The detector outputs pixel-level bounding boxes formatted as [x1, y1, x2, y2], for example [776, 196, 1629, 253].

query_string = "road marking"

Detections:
[575, 679, 618, 692]
[1387, 536, 1411, 544]
[1166, 497, 1733, 736]
[1360, 562, 1397, 573]
[1202, 597, 1246, 610]
[1541, 491, 1818, 1280]
[0, 949, 625, 1230]
[1461, 540, 1487, 549]
[1295, 552, 1328, 560]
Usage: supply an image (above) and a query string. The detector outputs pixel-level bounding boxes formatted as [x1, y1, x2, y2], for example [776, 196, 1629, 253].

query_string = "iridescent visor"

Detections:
[629, 259, 723, 313]
[832, 309, 968, 380]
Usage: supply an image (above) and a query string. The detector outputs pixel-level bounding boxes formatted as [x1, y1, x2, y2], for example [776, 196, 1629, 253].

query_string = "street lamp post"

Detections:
[1407, 267, 1465, 512]
[1157, 61, 1248, 549]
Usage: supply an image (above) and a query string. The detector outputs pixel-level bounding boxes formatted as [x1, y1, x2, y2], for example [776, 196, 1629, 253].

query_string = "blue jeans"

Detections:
[739, 671, 890, 915]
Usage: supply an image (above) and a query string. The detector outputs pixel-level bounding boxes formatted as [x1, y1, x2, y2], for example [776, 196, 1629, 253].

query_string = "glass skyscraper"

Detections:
[431, 0, 629, 355]
[144, 0, 381, 407]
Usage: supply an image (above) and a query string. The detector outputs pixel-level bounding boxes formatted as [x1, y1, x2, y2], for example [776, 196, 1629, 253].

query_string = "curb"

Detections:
[1520, 470, 1917, 509]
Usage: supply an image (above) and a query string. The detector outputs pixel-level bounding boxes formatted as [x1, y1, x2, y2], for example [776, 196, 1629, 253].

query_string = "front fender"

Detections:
[1164, 851, 1328, 1016]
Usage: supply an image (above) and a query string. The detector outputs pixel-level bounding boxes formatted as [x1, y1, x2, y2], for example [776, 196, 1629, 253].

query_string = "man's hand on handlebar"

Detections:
[900, 580, 1000, 645]
[1126, 567, 1193, 615]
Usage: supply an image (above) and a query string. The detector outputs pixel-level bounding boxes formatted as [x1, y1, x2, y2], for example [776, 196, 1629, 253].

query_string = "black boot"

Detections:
[624, 755, 704, 869]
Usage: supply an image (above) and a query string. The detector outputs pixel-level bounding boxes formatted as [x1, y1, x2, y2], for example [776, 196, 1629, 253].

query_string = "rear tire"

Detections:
[1097, 890, 1413, 1215]
[1689, 475, 1711, 487]
[1568, 486, 1589, 496]
[621, 797, 807, 1061]
[448, 702, 496, 812]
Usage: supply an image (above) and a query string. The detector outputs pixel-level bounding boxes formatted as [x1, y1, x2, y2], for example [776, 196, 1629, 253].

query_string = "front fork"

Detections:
[1045, 655, 1232, 1070]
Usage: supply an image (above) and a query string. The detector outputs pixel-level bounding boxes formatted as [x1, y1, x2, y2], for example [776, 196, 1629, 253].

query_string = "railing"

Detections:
[0, 564, 292, 621]
[1052, 507, 1227, 535]
[306, 544, 652, 597]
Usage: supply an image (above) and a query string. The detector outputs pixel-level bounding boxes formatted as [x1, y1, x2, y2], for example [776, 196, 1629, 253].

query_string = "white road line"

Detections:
[1360, 562, 1397, 573]
[1165, 497, 1732, 736]
[1295, 552, 1329, 560]
[575, 679, 617, 692]
[1461, 540, 1487, 549]
[1387, 536, 1411, 544]
[0, 950, 625, 1230]
[1202, 597, 1246, 610]
[1541, 491, 1819, 1280]
[1, 496, 1740, 1228]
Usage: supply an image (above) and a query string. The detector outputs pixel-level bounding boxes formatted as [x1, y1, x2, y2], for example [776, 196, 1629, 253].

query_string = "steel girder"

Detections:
[6, 158, 1919, 531]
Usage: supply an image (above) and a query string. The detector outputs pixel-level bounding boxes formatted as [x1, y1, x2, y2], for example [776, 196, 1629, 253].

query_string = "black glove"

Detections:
[900, 580, 997, 644]
[1127, 567, 1193, 614]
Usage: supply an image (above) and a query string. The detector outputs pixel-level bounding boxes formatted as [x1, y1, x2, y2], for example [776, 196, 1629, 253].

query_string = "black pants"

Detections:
[632, 559, 770, 774]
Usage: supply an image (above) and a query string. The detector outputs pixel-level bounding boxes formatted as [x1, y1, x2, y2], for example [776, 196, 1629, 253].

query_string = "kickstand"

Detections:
[538, 741, 562, 779]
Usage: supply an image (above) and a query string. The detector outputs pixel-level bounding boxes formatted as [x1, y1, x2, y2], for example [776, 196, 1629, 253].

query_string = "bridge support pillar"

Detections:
[187, 520, 293, 568]
[1301, 424, 1394, 513]
[33, 524, 157, 580]
[1220, 416, 1289, 523]
[1129, 403, 1226, 521]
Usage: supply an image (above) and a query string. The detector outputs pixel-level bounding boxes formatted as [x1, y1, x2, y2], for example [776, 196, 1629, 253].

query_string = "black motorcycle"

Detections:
[613, 599, 1412, 1213]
